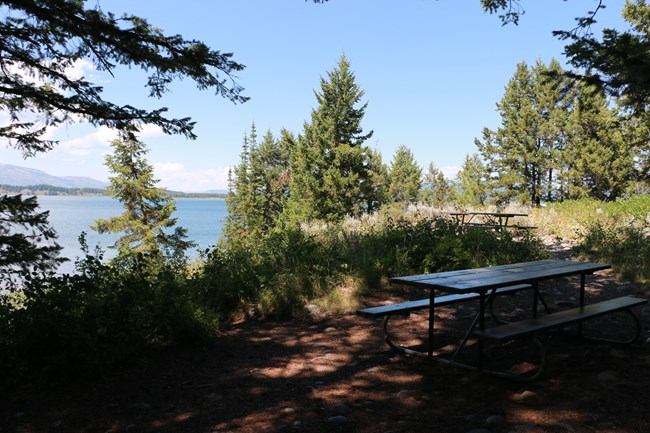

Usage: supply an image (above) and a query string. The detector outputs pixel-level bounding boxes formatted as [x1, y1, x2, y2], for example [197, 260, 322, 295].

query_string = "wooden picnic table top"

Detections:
[390, 259, 611, 294]
[446, 211, 528, 217]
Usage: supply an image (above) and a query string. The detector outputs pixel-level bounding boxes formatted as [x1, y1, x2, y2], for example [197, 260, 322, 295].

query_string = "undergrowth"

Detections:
[0, 212, 546, 382]
[531, 195, 650, 283]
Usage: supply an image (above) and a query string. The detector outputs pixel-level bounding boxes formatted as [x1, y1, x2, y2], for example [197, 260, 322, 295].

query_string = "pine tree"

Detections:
[226, 125, 292, 236]
[476, 60, 570, 207]
[225, 126, 256, 238]
[93, 137, 195, 267]
[364, 148, 389, 212]
[559, 1, 650, 114]
[1, 0, 245, 285]
[455, 154, 489, 209]
[387, 145, 422, 205]
[420, 163, 454, 208]
[1, 0, 247, 156]
[561, 85, 634, 200]
[250, 129, 292, 230]
[0, 194, 65, 286]
[285, 55, 378, 222]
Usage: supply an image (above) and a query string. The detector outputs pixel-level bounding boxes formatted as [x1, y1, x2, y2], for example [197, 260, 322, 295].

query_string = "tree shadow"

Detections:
[2, 277, 649, 433]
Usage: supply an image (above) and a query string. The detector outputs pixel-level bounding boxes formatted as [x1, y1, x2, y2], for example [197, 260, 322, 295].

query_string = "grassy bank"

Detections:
[530, 195, 650, 283]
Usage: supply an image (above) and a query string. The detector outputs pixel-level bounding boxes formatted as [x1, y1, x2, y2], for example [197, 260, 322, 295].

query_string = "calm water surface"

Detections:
[36, 196, 227, 274]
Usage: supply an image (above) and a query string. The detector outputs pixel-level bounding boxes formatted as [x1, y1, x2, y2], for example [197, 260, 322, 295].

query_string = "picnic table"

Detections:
[447, 211, 533, 230]
[358, 259, 647, 381]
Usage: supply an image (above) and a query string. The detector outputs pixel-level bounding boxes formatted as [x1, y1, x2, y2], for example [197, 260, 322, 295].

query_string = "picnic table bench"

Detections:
[358, 283, 532, 352]
[474, 295, 646, 344]
[358, 260, 647, 381]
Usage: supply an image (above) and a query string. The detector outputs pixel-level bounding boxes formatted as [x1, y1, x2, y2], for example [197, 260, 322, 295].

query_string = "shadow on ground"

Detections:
[2, 270, 650, 433]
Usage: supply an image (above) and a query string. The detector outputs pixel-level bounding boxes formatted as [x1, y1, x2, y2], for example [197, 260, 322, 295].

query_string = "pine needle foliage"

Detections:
[94, 137, 195, 267]
[0, 194, 65, 285]
[0, 0, 248, 156]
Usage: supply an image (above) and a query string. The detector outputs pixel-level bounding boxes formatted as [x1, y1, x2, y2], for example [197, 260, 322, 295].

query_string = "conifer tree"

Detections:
[0, 194, 65, 286]
[225, 126, 256, 238]
[249, 129, 292, 230]
[1, 0, 247, 156]
[420, 163, 454, 208]
[226, 125, 292, 236]
[476, 60, 570, 206]
[455, 154, 489, 209]
[94, 137, 195, 267]
[387, 145, 422, 205]
[285, 55, 378, 222]
[1, 0, 245, 283]
[561, 85, 634, 200]
[364, 148, 389, 212]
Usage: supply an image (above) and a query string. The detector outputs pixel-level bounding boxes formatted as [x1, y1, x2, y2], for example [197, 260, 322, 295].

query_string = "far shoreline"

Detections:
[1, 185, 227, 199]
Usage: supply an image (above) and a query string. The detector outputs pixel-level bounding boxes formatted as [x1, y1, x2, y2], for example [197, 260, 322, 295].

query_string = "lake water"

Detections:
[36, 196, 227, 274]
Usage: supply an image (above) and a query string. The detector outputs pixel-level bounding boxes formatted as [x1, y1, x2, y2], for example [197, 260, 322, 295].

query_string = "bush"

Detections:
[576, 219, 650, 283]
[197, 214, 547, 320]
[532, 195, 650, 283]
[0, 253, 218, 383]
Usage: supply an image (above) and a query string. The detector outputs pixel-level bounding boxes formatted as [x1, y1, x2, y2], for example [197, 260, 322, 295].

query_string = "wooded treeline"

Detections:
[225, 56, 650, 240]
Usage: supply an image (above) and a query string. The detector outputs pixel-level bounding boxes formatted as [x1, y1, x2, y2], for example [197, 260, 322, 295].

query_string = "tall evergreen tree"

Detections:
[1, 0, 247, 156]
[364, 148, 389, 212]
[94, 137, 195, 267]
[285, 55, 378, 222]
[561, 84, 634, 200]
[476, 60, 570, 206]
[387, 145, 422, 205]
[559, 1, 650, 115]
[420, 163, 454, 208]
[0, 0, 245, 285]
[226, 125, 292, 237]
[455, 154, 489, 209]
[225, 126, 256, 238]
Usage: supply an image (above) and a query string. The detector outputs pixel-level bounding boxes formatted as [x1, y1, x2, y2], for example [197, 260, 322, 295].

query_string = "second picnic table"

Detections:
[447, 211, 532, 230]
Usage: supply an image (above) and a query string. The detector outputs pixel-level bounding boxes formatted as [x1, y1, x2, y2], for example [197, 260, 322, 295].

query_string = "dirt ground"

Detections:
[2, 254, 650, 433]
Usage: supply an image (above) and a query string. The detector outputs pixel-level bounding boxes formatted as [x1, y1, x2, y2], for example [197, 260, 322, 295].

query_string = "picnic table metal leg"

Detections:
[477, 291, 486, 371]
[578, 274, 586, 336]
[532, 281, 539, 318]
[452, 288, 497, 363]
[428, 289, 435, 357]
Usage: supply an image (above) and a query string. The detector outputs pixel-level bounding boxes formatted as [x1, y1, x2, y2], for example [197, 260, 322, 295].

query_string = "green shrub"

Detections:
[576, 220, 650, 283]
[0, 253, 218, 383]
[198, 215, 547, 320]
[532, 195, 650, 283]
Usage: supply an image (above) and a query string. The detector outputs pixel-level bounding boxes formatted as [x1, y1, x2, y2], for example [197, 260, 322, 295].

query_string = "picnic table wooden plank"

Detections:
[392, 261, 610, 293]
[391, 260, 557, 285]
[433, 262, 610, 292]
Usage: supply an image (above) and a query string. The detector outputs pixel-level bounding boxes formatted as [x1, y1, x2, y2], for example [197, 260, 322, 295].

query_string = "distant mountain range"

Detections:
[0, 163, 108, 189]
[0, 164, 229, 195]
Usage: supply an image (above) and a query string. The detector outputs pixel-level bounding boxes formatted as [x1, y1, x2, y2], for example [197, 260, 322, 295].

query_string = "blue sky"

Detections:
[1, 0, 628, 192]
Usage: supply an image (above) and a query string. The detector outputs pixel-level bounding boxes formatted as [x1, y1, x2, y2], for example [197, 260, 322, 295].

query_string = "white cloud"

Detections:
[64, 59, 96, 81]
[139, 124, 165, 138]
[57, 126, 117, 156]
[154, 162, 230, 192]
[442, 166, 460, 180]
[53, 123, 164, 157]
